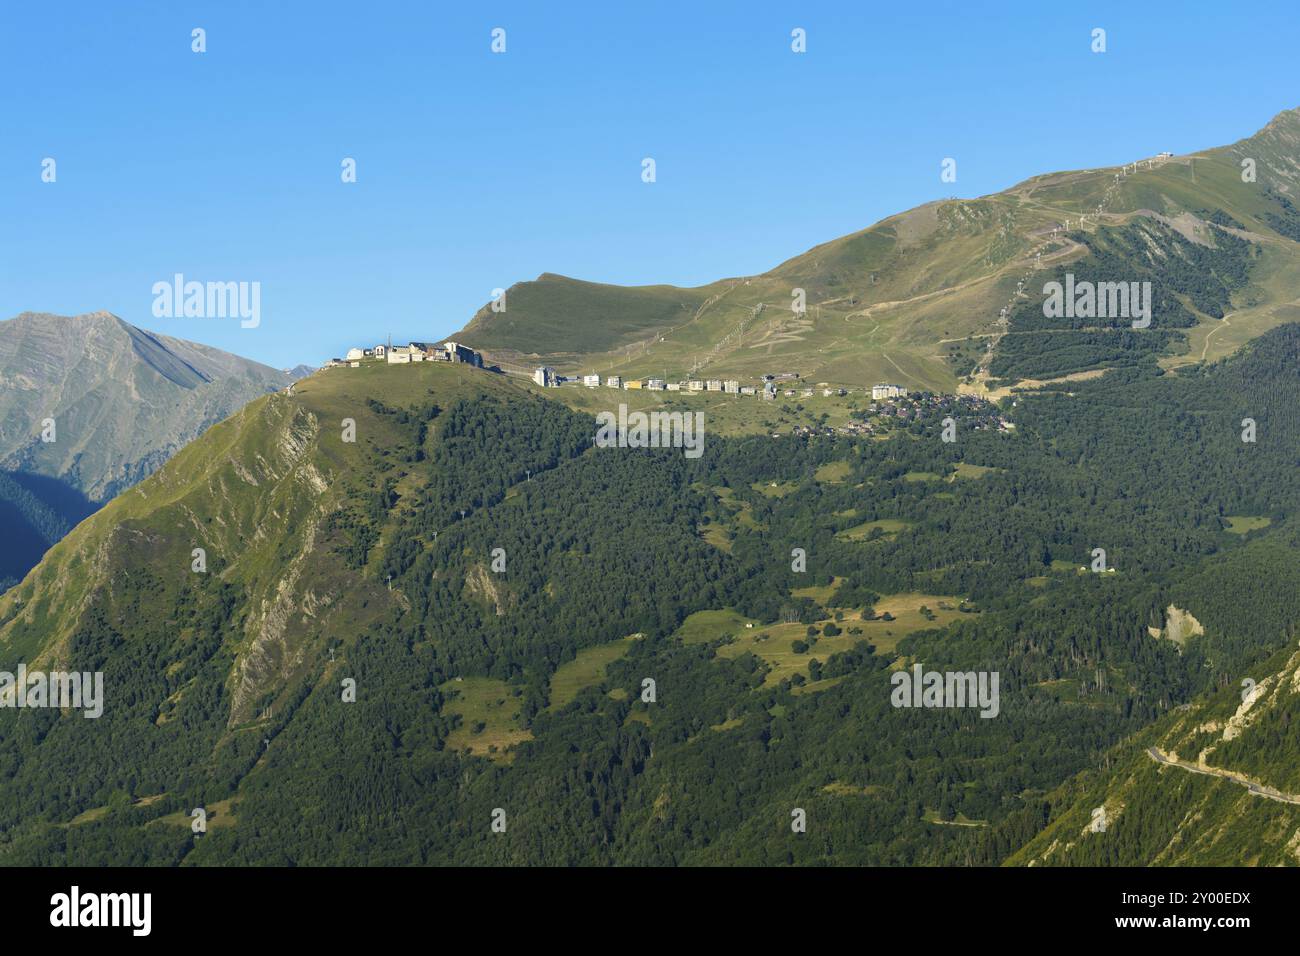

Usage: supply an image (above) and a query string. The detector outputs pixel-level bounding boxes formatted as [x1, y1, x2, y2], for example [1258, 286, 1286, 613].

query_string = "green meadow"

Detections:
[548, 635, 640, 710]
[440, 676, 532, 759]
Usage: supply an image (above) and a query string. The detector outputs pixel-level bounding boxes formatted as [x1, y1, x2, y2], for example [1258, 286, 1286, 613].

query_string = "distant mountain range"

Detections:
[0, 311, 293, 589]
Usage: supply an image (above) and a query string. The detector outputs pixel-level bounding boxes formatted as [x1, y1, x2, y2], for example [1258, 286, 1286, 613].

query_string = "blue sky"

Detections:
[2, 1, 1297, 369]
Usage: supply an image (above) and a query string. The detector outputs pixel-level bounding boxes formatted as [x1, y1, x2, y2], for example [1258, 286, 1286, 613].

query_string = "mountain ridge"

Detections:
[453, 106, 1300, 395]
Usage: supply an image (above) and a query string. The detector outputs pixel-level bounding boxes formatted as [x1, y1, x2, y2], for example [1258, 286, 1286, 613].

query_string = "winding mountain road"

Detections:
[1146, 747, 1300, 805]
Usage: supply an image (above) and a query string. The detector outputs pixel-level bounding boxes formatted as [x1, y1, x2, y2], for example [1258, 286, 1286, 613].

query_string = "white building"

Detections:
[605, 375, 622, 389]
[687, 380, 704, 392]
[646, 378, 666, 391]
[387, 347, 412, 364]
[583, 374, 601, 388]
[345, 347, 365, 362]
[666, 382, 682, 391]
[534, 367, 557, 387]
[872, 383, 907, 401]
[723, 380, 740, 394]
[374, 345, 387, 359]
[705, 380, 723, 392]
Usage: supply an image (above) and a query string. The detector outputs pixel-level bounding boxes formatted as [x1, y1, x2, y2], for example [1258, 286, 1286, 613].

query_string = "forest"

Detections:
[989, 217, 1258, 382]
[0, 471, 96, 592]
[1, 324, 1300, 865]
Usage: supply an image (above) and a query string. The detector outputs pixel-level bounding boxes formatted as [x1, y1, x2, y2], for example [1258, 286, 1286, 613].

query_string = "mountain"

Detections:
[5, 113, 1300, 867]
[454, 107, 1300, 397]
[3, 314, 1299, 864]
[0, 311, 291, 589]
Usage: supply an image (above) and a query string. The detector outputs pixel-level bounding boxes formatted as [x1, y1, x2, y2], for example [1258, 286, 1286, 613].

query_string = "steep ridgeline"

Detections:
[0, 311, 291, 590]
[454, 107, 1300, 396]
[2, 326, 1300, 865]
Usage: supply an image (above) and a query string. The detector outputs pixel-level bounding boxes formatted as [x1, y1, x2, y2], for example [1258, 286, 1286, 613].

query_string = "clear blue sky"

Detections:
[2, 1, 1297, 369]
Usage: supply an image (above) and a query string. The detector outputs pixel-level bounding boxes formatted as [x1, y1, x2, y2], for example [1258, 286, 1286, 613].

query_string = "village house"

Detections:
[646, 378, 666, 391]
[346, 347, 365, 361]
[687, 380, 704, 392]
[723, 380, 740, 394]
[705, 380, 723, 392]
[583, 374, 601, 388]
[374, 344, 387, 359]
[534, 366, 557, 387]
[443, 341, 483, 366]
[605, 375, 622, 389]
[387, 346, 413, 364]
[872, 383, 907, 400]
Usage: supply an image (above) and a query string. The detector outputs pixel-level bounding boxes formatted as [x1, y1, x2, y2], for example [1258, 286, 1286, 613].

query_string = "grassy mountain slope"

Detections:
[0, 361, 500, 694]
[456, 273, 719, 359]
[453, 107, 1300, 395]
